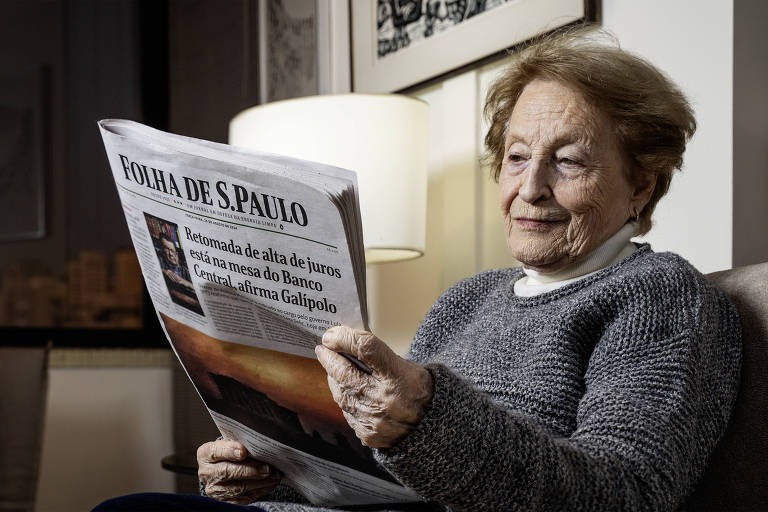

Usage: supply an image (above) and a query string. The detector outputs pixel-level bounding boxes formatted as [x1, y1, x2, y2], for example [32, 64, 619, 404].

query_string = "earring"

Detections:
[632, 207, 640, 223]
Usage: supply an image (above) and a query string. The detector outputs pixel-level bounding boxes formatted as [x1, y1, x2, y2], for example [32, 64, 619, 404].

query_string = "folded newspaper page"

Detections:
[98, 119, 419, 506]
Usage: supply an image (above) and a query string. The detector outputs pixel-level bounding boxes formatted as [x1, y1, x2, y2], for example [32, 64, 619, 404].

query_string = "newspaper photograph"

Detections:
[98, 119, 419, 506]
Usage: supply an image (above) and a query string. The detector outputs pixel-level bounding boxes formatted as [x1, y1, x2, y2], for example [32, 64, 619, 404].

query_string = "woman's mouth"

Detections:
[514, 217, 565, 230]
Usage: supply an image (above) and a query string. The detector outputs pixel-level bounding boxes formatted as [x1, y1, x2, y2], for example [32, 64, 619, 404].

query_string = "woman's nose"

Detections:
[518, 159, 553, 203]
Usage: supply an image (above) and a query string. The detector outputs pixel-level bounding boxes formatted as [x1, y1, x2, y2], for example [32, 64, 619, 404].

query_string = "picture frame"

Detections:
[351, 0, 591, 93]
[0, 66, 47, 241]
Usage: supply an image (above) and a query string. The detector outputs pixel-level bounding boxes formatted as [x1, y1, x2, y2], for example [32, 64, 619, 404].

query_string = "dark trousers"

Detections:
[92, 493, 267, 511]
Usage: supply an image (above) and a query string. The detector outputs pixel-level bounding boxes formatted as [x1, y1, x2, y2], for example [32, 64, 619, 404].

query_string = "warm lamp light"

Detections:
[229, 94, 428, 264]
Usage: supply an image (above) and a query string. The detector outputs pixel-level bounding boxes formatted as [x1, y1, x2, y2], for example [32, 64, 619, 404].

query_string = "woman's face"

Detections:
[500, 79, 648, 273]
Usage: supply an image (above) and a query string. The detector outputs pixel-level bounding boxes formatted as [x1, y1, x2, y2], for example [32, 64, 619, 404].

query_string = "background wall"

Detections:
[36, 364, 174, 511]
[733, 0, 768, 267]
[0, 0, 154, 275]
[601, 0, 734, 272]
[0, 1, 68, 273]
[168, 0, 260, 143]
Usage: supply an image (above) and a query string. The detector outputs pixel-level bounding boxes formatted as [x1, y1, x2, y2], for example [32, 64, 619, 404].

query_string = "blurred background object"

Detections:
[0, 344, 49, 512]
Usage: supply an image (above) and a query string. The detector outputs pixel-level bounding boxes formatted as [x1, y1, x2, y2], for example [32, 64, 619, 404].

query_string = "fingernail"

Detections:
[234, 449, 242, 458]
[314, 345, 322, 356]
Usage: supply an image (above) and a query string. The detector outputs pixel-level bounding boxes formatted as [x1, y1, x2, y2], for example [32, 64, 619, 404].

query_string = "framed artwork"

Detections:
[351, 0, 591, 93]
[0, 67, 46, 241]
[258, 0, 320, 103]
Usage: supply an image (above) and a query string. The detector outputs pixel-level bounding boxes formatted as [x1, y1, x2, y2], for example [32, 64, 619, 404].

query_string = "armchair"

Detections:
[685, 262, 768, 510]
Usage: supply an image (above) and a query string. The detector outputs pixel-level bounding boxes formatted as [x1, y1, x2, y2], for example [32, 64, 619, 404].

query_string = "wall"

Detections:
[601, 0, 734, 272]
[368, 0, 740, 353]
[0, 1, 67, 272]
[367, 69, 514, 354]
[733, 0, 768, 267]
[168, 0, 260, 143]
[0, 0, 151, 273]
[36, 361, 175, 512]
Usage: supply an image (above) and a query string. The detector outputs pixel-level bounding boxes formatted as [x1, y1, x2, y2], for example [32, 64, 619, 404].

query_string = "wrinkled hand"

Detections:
[197, 440, 281, 504]
[315, 326, 434, 449]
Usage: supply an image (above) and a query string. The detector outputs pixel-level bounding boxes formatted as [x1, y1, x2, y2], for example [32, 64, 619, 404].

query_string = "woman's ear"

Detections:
[631, 170, 657, 213]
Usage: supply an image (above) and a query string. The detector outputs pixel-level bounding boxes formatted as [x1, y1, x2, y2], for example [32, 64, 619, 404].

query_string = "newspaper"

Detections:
[98, 119, 419, 506]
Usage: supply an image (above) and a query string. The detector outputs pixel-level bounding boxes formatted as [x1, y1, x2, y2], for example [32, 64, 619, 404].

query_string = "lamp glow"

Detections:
[229, 94, 428, 264]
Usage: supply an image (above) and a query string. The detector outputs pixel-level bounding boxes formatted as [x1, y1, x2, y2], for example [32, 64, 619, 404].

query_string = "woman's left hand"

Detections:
[315, 326, 434, 449]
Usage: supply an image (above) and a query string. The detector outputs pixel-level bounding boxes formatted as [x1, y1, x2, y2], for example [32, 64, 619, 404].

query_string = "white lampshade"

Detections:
[229, 94, 428, 264]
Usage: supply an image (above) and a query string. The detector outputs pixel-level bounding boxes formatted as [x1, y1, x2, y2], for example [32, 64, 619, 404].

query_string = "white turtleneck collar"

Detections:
[513, 222, 638, 297]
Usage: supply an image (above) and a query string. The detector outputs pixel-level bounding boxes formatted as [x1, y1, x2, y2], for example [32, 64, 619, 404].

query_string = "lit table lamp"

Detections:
[229, 94, 428, 264]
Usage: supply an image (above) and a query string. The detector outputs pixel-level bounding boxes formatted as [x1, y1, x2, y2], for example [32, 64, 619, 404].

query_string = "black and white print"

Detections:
[377, 0, 510, 58]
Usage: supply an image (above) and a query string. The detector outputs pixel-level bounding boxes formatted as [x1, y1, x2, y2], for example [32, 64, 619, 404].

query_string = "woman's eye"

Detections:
[508, 153, 526, 163]
[556, 156, 583, 167]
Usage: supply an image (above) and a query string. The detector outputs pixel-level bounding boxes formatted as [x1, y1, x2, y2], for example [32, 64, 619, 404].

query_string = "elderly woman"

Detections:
[96, 30, 741, 512]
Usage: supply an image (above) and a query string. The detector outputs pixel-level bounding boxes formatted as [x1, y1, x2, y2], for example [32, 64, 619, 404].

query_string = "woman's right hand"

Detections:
[197, 440, 282, 504]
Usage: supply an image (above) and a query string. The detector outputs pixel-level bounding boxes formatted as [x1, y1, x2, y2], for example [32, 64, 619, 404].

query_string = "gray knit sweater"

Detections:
[244, 245, 742, 512]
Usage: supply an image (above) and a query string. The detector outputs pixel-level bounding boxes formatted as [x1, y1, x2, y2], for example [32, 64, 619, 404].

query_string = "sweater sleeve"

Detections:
[374, 266, 741, 512]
